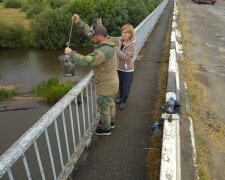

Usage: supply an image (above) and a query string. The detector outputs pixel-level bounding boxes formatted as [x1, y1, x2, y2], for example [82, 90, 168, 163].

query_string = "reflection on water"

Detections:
[0, 48, 93, 92]
[0, 47, 93, 155]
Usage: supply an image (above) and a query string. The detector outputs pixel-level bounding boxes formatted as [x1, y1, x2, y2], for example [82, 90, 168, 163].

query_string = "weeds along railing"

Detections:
[0, 0, 169, 179]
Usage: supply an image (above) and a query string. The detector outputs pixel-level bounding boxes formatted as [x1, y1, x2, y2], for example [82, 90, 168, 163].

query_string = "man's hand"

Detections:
[65, 47, 72, 55]
[72, 14, 80, 24]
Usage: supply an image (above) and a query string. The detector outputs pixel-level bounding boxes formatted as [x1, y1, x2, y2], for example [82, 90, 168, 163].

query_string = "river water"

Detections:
[0, 48, 92, 155]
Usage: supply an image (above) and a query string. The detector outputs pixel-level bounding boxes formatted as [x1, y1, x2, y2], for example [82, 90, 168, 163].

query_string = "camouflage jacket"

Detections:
[69, 20, 119, 95]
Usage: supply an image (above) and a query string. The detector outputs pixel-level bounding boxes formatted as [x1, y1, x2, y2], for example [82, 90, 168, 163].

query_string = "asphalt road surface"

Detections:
[181, 0, 225, 179]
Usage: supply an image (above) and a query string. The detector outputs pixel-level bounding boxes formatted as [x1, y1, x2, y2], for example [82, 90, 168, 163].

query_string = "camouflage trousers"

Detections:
[97, 94, 116, 130]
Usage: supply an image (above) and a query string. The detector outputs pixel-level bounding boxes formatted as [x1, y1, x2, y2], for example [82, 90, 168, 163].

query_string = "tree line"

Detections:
[0, 0, 162, 49]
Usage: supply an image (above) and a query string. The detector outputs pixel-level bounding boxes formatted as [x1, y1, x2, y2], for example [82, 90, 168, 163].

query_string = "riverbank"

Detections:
[0, 94, 44, 107]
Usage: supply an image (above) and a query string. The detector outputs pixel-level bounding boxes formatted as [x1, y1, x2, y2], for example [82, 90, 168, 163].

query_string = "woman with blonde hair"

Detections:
[113, 24, 136, 110]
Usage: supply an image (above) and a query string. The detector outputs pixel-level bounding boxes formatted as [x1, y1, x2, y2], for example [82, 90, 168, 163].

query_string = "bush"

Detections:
[33, 76, 73, 104]
[93, 0, 129, 36]
[26, 0, 44, 5]
[126, 0, 149, 27]
[45, 81, 73, 104]
[0, 21, 26, 48]
[0, 88, 16, 101]
[3, 0, 21, 8]
[49, 0, 67, 9]
[68, 0, 95, 46]
[31, 6, 72, 49]
[26, 4, 43, 18]
[20, 0, 46, 17]
[1, 0, 163, 48]
[151, 0, 163, 8]
[33, 76, 59, 96]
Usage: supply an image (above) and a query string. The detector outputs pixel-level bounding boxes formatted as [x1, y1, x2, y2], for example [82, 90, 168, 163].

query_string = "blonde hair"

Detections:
[121, 24, 135, 41]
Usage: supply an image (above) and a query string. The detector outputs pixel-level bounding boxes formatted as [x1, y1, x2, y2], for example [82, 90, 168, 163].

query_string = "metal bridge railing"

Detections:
[0, 71, 98, 179]
[0, 0, 169, 179]
[134, 0, 169, 60]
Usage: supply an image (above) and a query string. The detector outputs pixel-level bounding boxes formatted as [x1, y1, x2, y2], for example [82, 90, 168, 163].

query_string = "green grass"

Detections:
[0, 87, 16, 101]
[32, 76, 74, 104]
[0, 3, 30, 30]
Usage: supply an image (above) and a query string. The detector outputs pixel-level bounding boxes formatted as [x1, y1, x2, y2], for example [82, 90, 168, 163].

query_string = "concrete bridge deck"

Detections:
[71, 1, 174, 179]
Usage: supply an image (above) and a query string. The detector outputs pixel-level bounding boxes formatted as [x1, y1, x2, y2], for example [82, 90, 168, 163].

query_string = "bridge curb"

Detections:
[160, 0, 182, 179]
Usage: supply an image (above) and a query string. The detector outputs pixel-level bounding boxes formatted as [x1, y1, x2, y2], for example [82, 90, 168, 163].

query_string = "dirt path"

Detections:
[180, 0, 225, 179]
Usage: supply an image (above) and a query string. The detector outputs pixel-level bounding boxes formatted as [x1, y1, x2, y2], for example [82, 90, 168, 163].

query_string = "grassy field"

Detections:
[0, 3, 30, 29]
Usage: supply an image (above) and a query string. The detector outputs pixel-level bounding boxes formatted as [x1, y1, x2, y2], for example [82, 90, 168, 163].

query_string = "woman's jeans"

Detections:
[117, 70, 133, 104]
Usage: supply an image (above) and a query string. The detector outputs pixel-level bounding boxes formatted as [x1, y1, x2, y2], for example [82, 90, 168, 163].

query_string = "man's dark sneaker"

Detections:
[119, 102, 126, 110]
[95, 129, 111, 136]
[99, 122, 115, 129]
[111, 122, 115, 129]
[115, 97, 122, 104]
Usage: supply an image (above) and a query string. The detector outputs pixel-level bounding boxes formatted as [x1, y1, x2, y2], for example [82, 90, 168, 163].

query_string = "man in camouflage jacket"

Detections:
[65, 14, 119, 136]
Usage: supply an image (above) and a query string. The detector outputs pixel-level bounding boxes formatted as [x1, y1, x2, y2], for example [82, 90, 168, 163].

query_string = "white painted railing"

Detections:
[0, 0, 169, 179]
[134, 0, 169, 60]
[0, 72, 97, 179]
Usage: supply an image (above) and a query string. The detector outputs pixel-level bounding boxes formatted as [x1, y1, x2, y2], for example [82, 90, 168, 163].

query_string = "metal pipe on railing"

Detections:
[54, 120, 64, 170]
[69, 104, 76, 150]
[7, 169, 13, 180]
[81, 92, 86, 133]
[34, 141, 46, 180]
[86, 85, 91, 129]
[90, 82, 94, 125]
[62, 111, 70, 161]
[22, 153, 31, 180]
[45, 129, 57, 180]
[75, 97, 82, 142]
